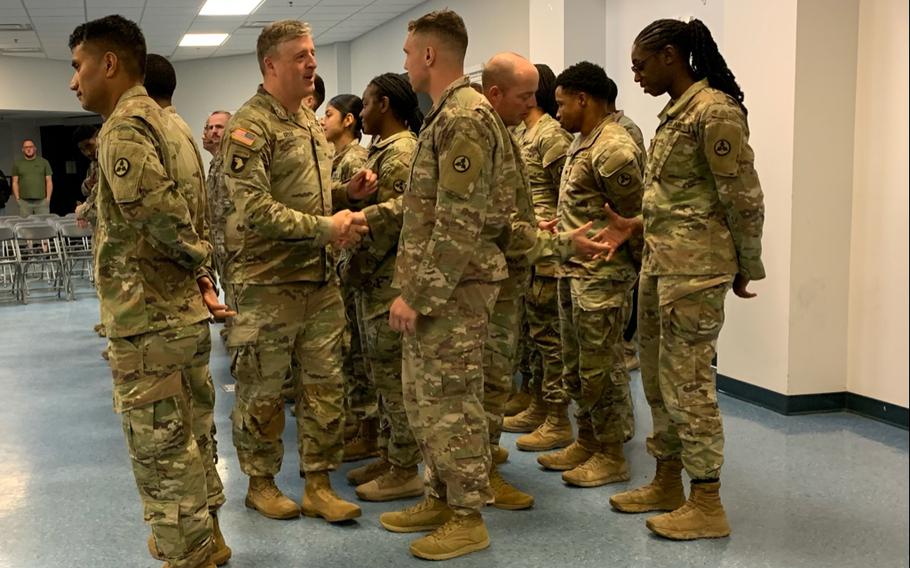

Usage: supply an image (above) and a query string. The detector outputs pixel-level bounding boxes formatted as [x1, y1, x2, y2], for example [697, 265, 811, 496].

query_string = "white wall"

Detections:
[0, 56, 84, 113]
[529, 0, 564, 73]
[349, 0, 530, 100]
[847, 0, 909, 407]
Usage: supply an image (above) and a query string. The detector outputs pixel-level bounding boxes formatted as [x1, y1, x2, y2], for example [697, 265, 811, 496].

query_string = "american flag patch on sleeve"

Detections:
[231, 129, 257, 146]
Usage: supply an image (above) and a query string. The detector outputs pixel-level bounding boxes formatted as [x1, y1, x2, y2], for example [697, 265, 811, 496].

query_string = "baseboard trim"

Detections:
[716, 374, 909, 430]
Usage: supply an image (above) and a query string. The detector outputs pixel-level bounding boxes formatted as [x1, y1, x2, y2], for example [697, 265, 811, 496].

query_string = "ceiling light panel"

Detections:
[198, 0, 265, 16]
[179, 33, 229, 47]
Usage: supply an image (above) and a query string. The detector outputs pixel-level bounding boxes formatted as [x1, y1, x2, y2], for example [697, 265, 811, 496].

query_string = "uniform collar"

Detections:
[658, 78, 709, 123]
[112, 84, 150, 112]
[369, 129, 414, 153]
[257, 84, 307, 124]
[424, 75, 471, 126]
[572, 114, 615, 154]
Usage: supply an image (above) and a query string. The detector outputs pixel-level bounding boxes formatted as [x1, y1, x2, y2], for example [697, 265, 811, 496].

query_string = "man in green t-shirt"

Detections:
[11, 139, 53, 216]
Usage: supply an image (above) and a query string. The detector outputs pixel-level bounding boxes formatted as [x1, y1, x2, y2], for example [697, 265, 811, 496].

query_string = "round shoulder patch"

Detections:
[230, 155, 248, 173]
[713, 139, 732, 156]
[452, 155, 471, 173]
[617, 173, 632, 187]
[393, 179, 406, 193]
[114, 157, 130, 177]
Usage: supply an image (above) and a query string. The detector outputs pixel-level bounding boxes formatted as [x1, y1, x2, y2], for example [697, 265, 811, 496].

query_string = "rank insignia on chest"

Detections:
[113, 157, 130, 177]
[231, 128, 257, 147]
[231, 155, 248, 173]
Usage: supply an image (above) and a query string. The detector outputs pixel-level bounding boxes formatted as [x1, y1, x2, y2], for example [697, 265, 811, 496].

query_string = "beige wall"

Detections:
[847, 0, 910, 407]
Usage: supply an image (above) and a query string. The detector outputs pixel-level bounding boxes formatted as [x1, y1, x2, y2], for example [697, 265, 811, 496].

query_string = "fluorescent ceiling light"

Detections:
[179, 33, 229, 47]
[199, 0, 264, 16]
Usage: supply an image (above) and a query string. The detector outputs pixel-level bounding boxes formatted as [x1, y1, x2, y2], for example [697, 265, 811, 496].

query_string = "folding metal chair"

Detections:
[58, 221, 94, 300]
[0, 226, 20, 303]
[14, 223, 66, 303]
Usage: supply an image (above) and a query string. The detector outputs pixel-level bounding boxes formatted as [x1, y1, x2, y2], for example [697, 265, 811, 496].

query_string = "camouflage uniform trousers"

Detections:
[483, 269, 529, 445]
[343, 282, 378, 424]
[403, 282, 499, 514]
[558, 277, 635, 443]
[228, 281, 345, 476]
[357, 290, 421, 468]
[638, 274, 732, 480]
[108, 322, 223, 568]
[526, 274, 568, 405]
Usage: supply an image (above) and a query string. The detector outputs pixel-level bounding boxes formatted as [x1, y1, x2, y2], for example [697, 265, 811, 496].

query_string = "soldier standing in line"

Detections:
[502, 63, 575, 450]
[68, 15, 233, 567]
[221, 19, 372, 524]
[595, 18, 765, 541]
[365, 10, 514, 560]
[342, 73, 425, 502]
[535, 62, 643, 489]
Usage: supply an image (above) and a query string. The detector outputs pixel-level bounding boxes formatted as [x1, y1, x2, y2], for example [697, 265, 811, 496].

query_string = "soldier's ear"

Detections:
[103, 51, 117, 78]
[424, 45, 436, 67]
[379, 95, 390, 114]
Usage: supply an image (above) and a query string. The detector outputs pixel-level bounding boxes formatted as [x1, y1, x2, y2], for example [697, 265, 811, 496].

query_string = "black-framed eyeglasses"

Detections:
[631, 52, 657, 74]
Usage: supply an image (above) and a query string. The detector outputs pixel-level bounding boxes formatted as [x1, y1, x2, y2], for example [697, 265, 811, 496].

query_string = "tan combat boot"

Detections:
[490, 444, 509, 465]
[356, 464, 424, 501]
[346, 456, 392, 486]
[562, 443, 631, 487]
[408, 512, 490, 560]
[301, 471, 362, 522]
[537, 417, 598, 470]
[149, 514, 231, 566]
[503, 390, 532, 417]
[343, 417, 380, 462]
[502, 395, 546, 433]
[379, 495, 452, 533]
[489, 465, 534, 510]
[515, 404, 573, 451]
[646, 480, 731, 540]
[245, 476, 300, 519]
[610, 458, 685, 513]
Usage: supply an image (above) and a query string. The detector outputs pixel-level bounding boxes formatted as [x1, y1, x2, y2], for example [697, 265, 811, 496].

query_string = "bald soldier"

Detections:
[222, 20, 373, 524]
[477, 51, 542, 511]
[355, 10, 514, 561]
[69, 15, 231, 567]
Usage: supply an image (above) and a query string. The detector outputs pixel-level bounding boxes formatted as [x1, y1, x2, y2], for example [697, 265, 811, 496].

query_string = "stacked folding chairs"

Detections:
[0, 213, 95, 303]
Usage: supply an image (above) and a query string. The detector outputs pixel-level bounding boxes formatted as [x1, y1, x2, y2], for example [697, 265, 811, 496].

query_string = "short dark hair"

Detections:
[555, 61, 617, 104]
[68, 15, 146, 79]
[144, 53, 177, 100]
[313, 74, 326, 109]
[72, 125, 99, 145]
[408, 9, 468, 58]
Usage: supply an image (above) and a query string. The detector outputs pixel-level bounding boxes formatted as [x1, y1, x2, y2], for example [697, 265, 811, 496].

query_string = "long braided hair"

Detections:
[367, 73, 425, 135]
[635, 18, 746, 113]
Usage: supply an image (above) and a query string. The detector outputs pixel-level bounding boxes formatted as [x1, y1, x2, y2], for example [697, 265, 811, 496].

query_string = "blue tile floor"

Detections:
[0, 295, 907, 568]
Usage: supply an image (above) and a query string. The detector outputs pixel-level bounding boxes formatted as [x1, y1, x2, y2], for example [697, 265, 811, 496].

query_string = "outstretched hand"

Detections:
[330, 209, 370, 248]
[197, 276, 236, 320]
[589, 203, 640, 261]
[346, 169, 378, 202]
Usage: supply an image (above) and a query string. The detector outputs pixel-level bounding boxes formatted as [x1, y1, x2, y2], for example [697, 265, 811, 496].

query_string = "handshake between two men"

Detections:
[327, 168, 377, 248]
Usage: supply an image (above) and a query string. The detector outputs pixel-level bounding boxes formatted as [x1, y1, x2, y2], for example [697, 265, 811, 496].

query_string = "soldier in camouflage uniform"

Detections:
[73, 125, 99, 226]
[201, 111, 232, 285]
[68, 16, 231, 568]
[370, 11, 513, 561]
[221, 20, 371, 524]
[503, 63, 575, 449]
[596, 19, 765, 541]
[321, 94, 378, 461]
[535, 62, 643, 490]
[340, 73, 424, 502]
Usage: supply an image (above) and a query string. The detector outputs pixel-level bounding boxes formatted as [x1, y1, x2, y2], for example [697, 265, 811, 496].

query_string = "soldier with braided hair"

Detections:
[591, 18, 765, 540]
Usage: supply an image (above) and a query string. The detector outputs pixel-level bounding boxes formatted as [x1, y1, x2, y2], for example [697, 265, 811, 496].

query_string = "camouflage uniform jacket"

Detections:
[76, 158, 99, 224]
[205, 153, 228, 259]
[557, 114, 644, 282]
[331, 139, 368, 211]
[94, 85, 212, 338]
[643, 79, 765, 280]
[222, 85, 334, 284]
[393, 75, 513, 316]
[343, 130, 417, 319]
[519, 113, 572, 276]
[615, 111, 647, 159]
